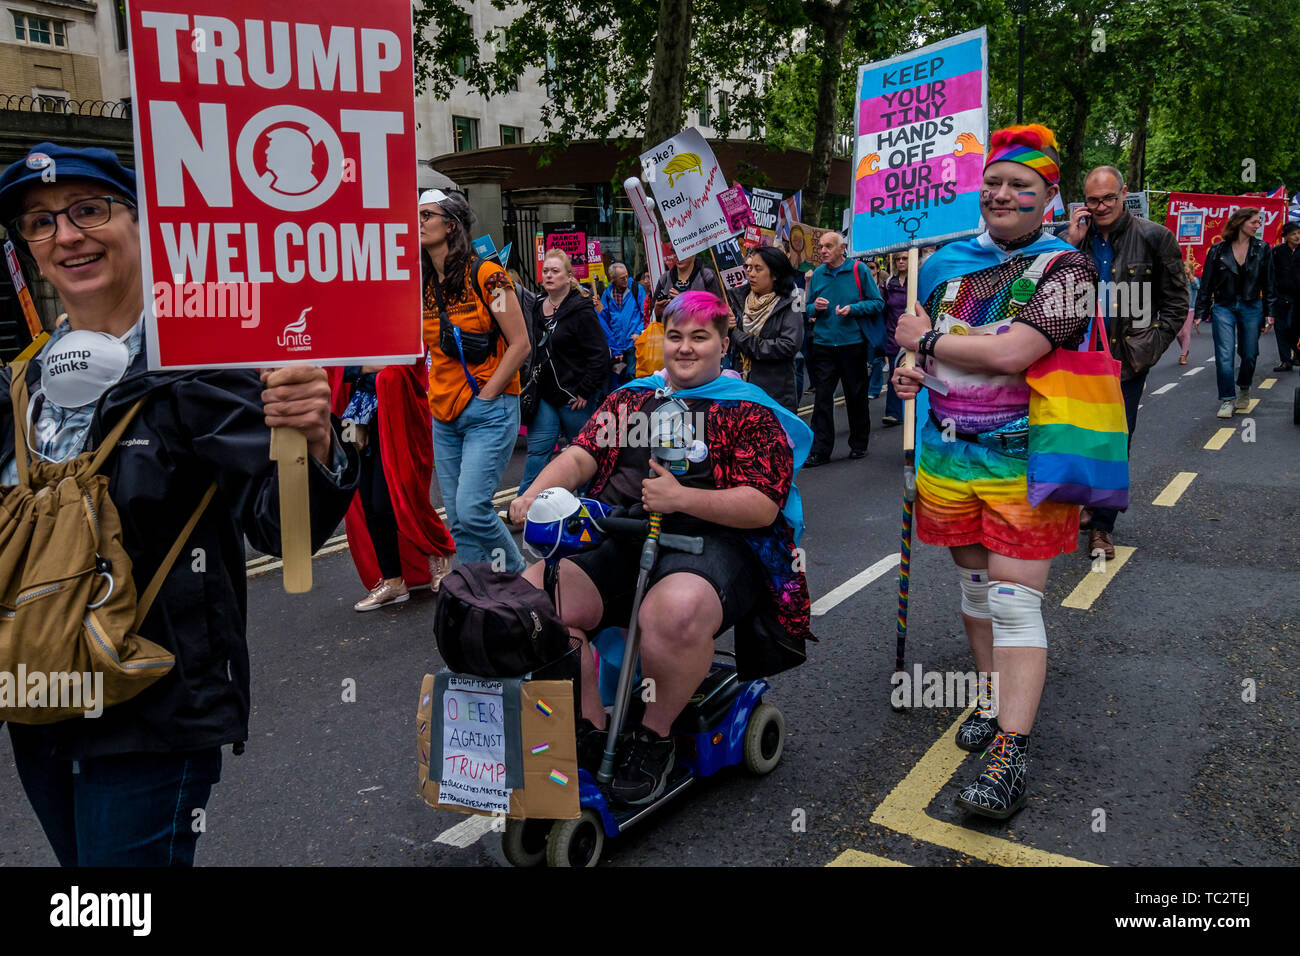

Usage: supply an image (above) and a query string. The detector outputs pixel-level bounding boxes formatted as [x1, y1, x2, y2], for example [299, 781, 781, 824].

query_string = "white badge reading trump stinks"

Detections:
[40, 329, 130, 408]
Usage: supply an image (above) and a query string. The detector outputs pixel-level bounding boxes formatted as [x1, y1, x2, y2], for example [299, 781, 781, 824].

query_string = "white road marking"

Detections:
[1151, 382, 1178, 395]
[434, 814, 498, 848]
[1183, 366, 1204, 377]
[811, 554, 900, 616]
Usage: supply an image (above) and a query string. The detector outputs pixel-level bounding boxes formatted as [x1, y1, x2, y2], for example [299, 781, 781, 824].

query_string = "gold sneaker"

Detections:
[354, 580, 409, 612]
[428, 555, 453, 593]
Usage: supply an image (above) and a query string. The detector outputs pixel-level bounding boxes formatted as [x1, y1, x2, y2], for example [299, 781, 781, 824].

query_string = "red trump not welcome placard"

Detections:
[128, 1, 422, 369]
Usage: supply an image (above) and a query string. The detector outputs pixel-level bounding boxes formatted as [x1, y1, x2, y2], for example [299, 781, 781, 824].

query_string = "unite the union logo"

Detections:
[277, 307, 313, 351]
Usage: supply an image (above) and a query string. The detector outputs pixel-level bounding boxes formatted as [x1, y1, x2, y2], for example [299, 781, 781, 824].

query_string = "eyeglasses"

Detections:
[1084, 194, 1121, 210]
[419, 209, 451, 223]
[11, 196, 135, 242]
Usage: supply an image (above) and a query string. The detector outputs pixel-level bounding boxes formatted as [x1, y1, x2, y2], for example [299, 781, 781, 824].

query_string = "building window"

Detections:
[698, 87, 710, 127]
[13, 12, 67, 47]
[544, 51, 562, 98]
[453, 116, 480, 152]
[500, 125, 523, 146]
[31, 88, 67, 112]
[113, 1, 128, 51]
[717, 91, 729, 128]
[453, 15, 474, 77]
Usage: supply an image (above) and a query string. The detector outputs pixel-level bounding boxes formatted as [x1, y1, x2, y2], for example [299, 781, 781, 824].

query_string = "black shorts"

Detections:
[566, 530, 761, 636]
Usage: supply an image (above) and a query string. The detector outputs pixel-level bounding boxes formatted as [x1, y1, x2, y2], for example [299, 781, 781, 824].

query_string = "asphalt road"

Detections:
[1, 329, 1296, 868]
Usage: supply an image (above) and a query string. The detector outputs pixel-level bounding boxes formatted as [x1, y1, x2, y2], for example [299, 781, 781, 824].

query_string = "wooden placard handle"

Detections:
[900, 246, 920, 455]
[270, 425, 312, 593]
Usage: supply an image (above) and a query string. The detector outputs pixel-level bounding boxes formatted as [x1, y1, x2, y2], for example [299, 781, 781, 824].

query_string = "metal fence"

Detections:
[0, 95, 132, 118]
[502, 200, 542, 292]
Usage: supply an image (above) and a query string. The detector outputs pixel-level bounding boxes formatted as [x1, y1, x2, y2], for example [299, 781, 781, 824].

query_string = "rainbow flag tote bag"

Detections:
[1025, 318, 1129, 509]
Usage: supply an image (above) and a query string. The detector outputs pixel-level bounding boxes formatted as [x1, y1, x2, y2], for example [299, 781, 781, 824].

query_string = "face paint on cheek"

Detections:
[1017, 191, 1039, 212]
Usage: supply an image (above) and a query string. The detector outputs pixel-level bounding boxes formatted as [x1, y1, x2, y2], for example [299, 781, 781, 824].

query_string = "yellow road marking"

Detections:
[1260, 378, 1277, 390]
[798, 395, 846, 418]
[1153, 472, 1197, 507]
[868, 710, 1102, 867]
[1061, 545, 1136, 610]
[1204, 428, 1235, 450]
[1244, 398, 1259, 413]
[827, 850, 910, 867]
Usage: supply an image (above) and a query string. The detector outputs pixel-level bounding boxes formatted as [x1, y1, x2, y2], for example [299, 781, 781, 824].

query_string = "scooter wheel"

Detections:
[742, 701, 785, 774]
[501, 818, 550, 868]
[546, 809, 605, 867]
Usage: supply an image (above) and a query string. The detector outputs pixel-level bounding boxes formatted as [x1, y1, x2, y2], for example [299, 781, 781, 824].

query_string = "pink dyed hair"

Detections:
[664, 290, 732, 339]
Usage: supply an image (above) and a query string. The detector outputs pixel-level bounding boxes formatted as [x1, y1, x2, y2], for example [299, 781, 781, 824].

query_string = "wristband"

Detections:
[919, 330, 944, 359]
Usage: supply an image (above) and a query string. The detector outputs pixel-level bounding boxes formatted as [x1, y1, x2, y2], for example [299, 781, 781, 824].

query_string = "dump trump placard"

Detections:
[850, 27, 988, 257]
[129, 0, 423, 369]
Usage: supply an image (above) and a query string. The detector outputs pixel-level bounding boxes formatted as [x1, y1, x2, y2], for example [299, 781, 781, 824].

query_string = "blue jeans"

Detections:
[1210, 300, 1264, 401]
[868, 351, 886, 397]
[520, 397, 597, 492]
[884, 356, 904, 421]
[10, 728, 222, 866]
[433, 393, 524, 572]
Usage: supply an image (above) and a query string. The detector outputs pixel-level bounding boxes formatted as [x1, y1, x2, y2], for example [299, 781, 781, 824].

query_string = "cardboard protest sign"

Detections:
[624, 176, 667, 291]
[747, 187, 782, 232]
[850, 27, 988, 256]
[542, 221, 588, 279]
[128, 0, 422, 370]
[1123, 190, 1149, 220]
[417, 673, 579, 821]
[1164, 192, 1286, 277]
[717, 184, 755, 235]
[784, 221, 826, 274]
[640, 127, 729, 258]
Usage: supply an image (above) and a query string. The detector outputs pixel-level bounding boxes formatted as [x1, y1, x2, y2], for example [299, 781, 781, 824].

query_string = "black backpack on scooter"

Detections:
[433, 563, 573, 678]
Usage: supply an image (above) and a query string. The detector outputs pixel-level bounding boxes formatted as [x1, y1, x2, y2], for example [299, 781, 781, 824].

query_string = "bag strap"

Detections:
[853, 260, 865, 300]
[9, 360, 32, 487]
[133, 482, 217, 631]
[430, 276, 481, 397]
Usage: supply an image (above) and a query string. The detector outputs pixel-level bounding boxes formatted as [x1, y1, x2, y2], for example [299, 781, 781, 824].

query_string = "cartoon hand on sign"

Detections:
[856, 153, 881, 178]
[953, 132, 985, 156]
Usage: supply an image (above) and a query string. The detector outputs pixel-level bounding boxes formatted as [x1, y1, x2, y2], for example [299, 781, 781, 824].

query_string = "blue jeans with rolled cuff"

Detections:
[1210, 300, 1264, 401]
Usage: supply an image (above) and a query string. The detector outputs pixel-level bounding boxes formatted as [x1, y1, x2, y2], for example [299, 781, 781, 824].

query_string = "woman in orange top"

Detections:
[420, 189, 531, 572]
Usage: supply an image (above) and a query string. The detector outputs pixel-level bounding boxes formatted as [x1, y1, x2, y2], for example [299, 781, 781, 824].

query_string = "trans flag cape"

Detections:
[917, 229, 1075, 307]
[621, 372, 812, 543]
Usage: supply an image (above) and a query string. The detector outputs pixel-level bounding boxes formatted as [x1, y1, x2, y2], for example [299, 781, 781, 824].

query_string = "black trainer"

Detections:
[575, 718, 608, 774]
[610, 725, 675, 805]
[955, 731, 1029, 820]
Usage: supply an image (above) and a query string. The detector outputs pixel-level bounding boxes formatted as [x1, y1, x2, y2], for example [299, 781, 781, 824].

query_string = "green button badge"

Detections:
[1010, 277, 1037, 303]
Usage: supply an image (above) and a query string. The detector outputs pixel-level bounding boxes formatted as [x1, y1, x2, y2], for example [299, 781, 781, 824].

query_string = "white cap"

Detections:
[419, 188, 449, 205]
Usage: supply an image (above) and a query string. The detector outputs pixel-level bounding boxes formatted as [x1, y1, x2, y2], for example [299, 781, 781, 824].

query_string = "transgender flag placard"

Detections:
[849, 27, 988, 257]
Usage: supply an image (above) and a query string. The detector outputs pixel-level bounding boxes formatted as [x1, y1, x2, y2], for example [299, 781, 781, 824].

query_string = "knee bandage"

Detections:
[957, 567, 991, 620]
[988, 581, 1047, 649]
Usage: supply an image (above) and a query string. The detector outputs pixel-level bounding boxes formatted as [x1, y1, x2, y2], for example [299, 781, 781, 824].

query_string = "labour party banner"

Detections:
[128, 1, 422, 370]
[850, 27, 988, 257]
[640, 127, 729, 258]
[1164, 192, 1287, 277]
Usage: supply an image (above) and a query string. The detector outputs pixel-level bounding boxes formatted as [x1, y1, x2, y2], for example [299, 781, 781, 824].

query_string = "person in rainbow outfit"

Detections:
[893, 124, 1098, 819]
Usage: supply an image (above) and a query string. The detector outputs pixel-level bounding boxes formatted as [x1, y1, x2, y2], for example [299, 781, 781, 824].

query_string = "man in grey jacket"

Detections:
[1067, 166, 1188, 558]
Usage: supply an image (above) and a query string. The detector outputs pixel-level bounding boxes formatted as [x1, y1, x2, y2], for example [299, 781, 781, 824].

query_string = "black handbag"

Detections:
[433, 563, 573, 678]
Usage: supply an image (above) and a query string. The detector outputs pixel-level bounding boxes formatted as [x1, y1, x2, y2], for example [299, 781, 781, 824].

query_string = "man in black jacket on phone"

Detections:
[1066, 166, 1188, 559]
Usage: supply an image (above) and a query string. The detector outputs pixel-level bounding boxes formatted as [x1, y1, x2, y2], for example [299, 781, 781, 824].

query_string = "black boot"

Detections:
[956, 731, 1029, 820]
[955, 676, 998, 751]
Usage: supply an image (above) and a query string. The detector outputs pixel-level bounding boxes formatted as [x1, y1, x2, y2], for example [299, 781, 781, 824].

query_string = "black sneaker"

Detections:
[575, 718, 608, 774]
[803, 453, 830, 468]
[610, 725, 675, 805]
[955, 731, 1029, 820]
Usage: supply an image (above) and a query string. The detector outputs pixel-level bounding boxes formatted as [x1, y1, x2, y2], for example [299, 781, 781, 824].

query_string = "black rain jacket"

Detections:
[1, 345, 359, 759]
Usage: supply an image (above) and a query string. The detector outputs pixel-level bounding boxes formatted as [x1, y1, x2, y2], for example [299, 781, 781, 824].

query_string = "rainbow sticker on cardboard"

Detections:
[536, 699, 553, 716]
[531, 743, 550, 755]
[549, 770, 569, 786]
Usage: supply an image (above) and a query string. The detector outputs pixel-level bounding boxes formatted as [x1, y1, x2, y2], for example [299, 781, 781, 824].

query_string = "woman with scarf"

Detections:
[892, 124, 1099, 821]
[727, 246, 804, 412]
